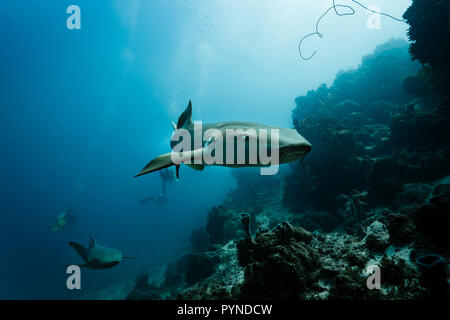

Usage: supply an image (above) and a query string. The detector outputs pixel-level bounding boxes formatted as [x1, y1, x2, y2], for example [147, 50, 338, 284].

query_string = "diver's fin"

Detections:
[68, 241, 89, 262]
[187, 164, 204, 171]
[176, 100, 192, 129]
[171, 121, 177, 131]
[135, 153, 175, 177]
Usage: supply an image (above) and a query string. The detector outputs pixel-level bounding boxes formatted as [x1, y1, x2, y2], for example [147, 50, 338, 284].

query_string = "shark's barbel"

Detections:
[135, 100, 312, 178]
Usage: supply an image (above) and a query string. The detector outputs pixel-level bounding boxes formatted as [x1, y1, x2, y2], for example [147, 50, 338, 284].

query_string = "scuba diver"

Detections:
[52, 209, 77, 231]
[139, 192, 167, 206]
[159, 167, 175, 194]
[139, 168, 175, 206]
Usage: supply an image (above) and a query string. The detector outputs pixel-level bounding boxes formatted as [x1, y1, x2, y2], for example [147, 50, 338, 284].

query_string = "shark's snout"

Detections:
[304, 142, 312, 154]
[300, 141, 312, 154]
[290, 138, 312, 155]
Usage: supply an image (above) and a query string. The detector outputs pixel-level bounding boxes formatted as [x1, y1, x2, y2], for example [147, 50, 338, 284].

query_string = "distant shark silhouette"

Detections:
[135, 100, 312, 178]
[68, 235, 133, 269]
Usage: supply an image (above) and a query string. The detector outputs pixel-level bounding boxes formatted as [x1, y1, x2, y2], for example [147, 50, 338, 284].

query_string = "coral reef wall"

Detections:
[125, 34, 450, 300]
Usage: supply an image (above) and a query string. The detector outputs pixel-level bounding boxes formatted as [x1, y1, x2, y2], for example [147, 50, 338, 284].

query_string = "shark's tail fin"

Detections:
[68, 241, 89, 262]
[135, 152, 175, 177]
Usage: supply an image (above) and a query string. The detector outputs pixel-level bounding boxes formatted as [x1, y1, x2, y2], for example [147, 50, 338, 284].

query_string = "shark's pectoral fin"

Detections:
[135, 153, 175, 177]
[137, 148, 204, 179]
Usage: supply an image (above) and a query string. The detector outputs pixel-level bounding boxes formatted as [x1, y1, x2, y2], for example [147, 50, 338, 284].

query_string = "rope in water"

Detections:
[299, 0, 407, 60]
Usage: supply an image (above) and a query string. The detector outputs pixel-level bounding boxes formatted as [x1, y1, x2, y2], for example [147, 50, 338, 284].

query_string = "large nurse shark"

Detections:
[135, 100, 312, 178]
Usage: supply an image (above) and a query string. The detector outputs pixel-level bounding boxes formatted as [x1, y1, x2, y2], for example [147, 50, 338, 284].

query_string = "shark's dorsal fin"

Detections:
[176, 100, 192, 129]
[88, 234, 96, 249]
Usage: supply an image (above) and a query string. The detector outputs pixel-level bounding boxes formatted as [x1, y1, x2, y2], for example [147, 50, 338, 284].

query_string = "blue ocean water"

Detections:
[0, 0, 410, 299]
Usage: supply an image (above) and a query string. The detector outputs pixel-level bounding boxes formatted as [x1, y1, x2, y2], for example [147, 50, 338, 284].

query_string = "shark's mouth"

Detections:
[282, 144, 312, 156]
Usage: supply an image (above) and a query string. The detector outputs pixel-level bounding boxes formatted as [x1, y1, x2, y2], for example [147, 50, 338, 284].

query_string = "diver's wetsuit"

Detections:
[140, 168, 175, 206]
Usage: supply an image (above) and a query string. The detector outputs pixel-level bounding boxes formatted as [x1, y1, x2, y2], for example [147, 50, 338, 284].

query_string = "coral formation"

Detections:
[124, 37, 449, 300]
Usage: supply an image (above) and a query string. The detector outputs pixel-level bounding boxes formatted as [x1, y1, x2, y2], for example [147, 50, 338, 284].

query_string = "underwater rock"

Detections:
[337, 190, 369, 235]
[237, 234, 317, 299]
[392, 183, 432, 210]
[290, 210, 340, 233]
[180, 241, 244, 300]
[416, 254, 448, 298]
[163, 254, 191, 288]
[206, 206, 230, 245]
[379, 255, 414, 286]
[162, 250, 222, 292]
[229, 168, 282, 208]
[402, 74, 431, 98]
[403, 0, 450, 97]
[190, 227, 209, 252]
[430, 184, 450, 212]
[332, 100, 361, 117]
[273, 222, 313, 245]
[390, 108, 450, 147]
[343, 250, 368, 269]
[412, 204, 450, 249]
[240, 213, 251, 238]
[319, 257, 348, 279]
[236, 222, 318, 299]
[126, 272, 169, 300]
[367, 101, 397, 124]
[135, 37, 450, 301]
[411, 184, 450, 249]
[328, 38, 420, 105]
[328, 267, 380, 300]
[284, 121, 369, 213]
[185, 252, 220, 286]
[205, 206, 243, 245]
[385, 212, 415, 246]
[390, 147, 450, 184]
[362, 221, 390, 252]
[367, 158, 405, 206]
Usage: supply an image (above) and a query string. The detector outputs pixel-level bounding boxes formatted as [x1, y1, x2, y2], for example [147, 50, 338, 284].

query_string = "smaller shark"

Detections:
[68, 235, 133, 269]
